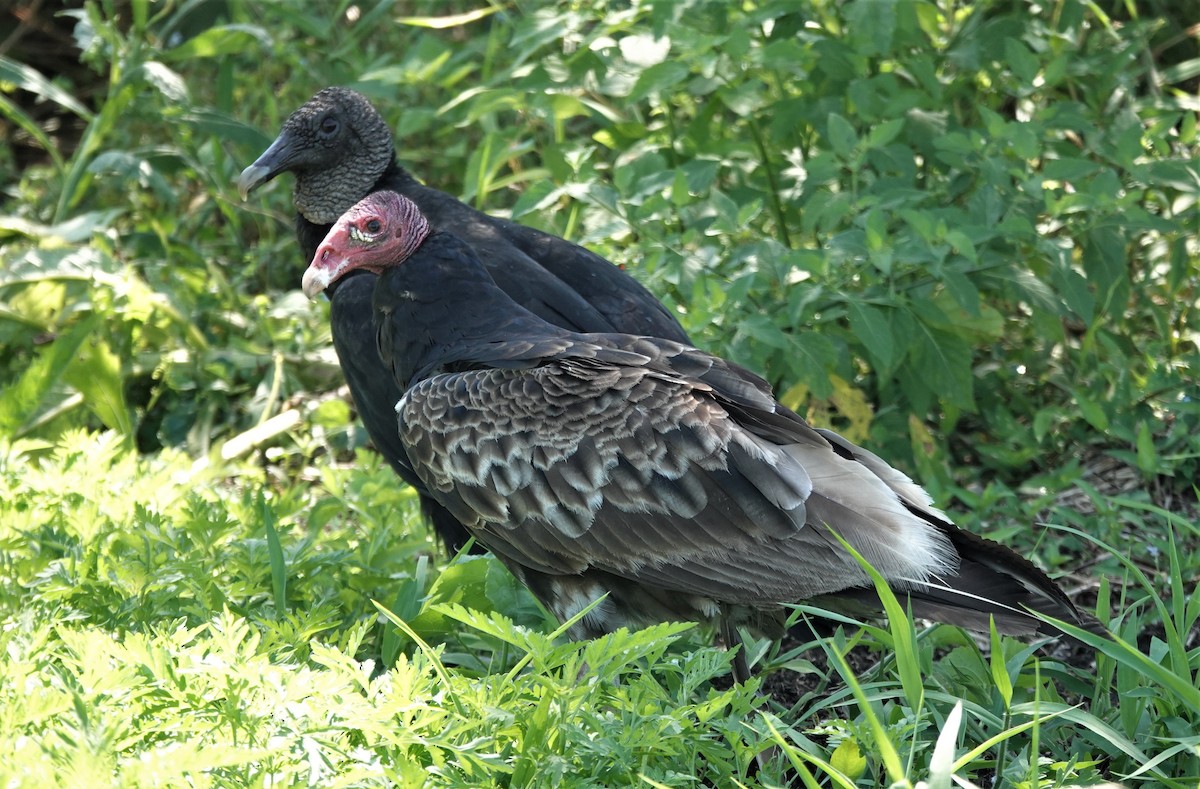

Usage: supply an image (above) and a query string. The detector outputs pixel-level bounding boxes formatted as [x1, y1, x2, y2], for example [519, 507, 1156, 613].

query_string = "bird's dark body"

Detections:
[245, 90, 687, 555]
[364, 228, 1097, 640]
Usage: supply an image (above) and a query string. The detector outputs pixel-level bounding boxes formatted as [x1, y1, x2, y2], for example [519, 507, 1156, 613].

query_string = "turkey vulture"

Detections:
[238, 87, 689, 555]
[302, 191, 1102, 658]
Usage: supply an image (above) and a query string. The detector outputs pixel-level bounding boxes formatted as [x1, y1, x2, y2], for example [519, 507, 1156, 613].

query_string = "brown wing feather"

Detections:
[397, 353, 958, 606]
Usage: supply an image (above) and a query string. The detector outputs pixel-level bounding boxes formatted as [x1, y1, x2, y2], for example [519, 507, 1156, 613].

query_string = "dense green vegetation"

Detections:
[1, 0, 1197, 785]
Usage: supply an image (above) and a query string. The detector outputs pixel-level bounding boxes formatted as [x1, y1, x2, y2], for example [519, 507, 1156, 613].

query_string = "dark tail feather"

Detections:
[809, 527, 1106, 639]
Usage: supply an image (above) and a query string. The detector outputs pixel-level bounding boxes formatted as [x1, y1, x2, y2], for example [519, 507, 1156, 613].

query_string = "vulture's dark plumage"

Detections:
[302, 191, 1104, 652]
[239, 87, 689, 555]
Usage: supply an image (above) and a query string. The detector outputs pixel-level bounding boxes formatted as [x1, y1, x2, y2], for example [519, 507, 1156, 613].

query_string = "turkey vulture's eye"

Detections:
[319, 116, 339, 137]
[365, 219, 382, 234]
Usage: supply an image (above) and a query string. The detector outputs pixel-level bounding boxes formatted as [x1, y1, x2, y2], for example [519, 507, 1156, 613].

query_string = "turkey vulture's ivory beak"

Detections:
[302, 228, 355, 299]
[237, 132, 298, 200]
[302, 254, 344, 300]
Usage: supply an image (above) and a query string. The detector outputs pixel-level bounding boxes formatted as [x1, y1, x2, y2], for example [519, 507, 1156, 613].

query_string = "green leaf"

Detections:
[381, 556, 430, 664]
[863, 207, 888, 252]
[927, 290, 1003, 340]
[619, 33, 671, 68]
[0, 315, 101, 437]
[262, 495, 287, 613]
[942, 230, 977, 264]
[425, 556, 494, 610]
[826, 113, 858, 160]
[510, 180, 562, 220]
[847, 0, 896, 56]
[823, 535, 915, 783]
[670, 169, 690, 206]
[1075, 393, 1110, 431]
[1129, 159, 1200, 193]
[629, 62, 690, 102]
[1083, 226, 1130, 313]
[396, 6, 502, 28]
[1052, 266, 1095, 322]
[681, 158, 720, 194]
[163, 25, 271, 61]
[311, 398, 351, 429]
[0, 94, 65, 172]
[1043, 157, 1103, 182]
[181, 109, 271, 149]
[940, 269, 980, 316]
[1135, 422, 1157, 475]
[989, 622, 1014, 708]
[847, 301, 897, 374]
[829, 739, 867, 781]
[1003, 37, 1039, 84]
[139, 61, 189, 101]
[909, 303, 976, 411]
[1033, 407, 1059, 442]
[0, 55, 93, 119]
[736, 314, 790, 350]
[865, 117, 906, 149]
[61, 334, 133, 438]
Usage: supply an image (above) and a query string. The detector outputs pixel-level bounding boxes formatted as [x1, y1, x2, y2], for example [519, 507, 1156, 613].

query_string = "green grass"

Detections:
[2, 0, 1199, 785]
[0, 431, 1196, 786]
[0, 433, 766, 786]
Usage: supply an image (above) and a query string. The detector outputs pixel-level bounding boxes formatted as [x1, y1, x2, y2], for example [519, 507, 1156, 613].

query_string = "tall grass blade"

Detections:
[262, 493, 287, 612]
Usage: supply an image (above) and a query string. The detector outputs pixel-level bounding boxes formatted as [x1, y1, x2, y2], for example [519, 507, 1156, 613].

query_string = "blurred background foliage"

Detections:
[1, 0, 1197, 517]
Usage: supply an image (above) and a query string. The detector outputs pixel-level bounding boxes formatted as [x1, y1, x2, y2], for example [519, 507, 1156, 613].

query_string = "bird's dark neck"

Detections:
[376, 231, 565, 388]
[381, 158, 418, 189]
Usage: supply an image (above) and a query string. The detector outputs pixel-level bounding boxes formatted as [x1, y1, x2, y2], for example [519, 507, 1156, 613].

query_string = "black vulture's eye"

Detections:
[365, 219, 382, 234]
[319, 116, 339, 137]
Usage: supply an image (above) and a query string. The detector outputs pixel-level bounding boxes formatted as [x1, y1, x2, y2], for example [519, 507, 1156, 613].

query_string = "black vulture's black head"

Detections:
[238, 87, 394, 224]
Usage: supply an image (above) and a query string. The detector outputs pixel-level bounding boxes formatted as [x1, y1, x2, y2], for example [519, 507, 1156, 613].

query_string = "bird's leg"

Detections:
[721, 617, 752, 685]
[721, 618, 763, 778]
[720, 616, 781, 779]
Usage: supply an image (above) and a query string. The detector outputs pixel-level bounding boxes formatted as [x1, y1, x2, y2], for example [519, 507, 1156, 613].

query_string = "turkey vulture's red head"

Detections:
[302, 191, 431, 299]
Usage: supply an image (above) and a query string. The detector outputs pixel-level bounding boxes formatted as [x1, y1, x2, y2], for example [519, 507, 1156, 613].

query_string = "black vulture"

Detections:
[239, 88, 689, 555]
